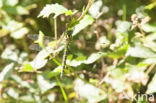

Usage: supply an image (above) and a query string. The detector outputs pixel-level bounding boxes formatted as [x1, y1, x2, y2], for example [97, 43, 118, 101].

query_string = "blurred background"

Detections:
[0, 0, 156, 103]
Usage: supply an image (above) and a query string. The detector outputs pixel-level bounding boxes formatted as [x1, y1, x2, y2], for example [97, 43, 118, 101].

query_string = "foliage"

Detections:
[0, 0, 156, 103]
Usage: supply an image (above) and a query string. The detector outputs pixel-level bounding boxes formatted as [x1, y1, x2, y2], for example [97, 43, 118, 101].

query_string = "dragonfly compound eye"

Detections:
[66, 30, 73, 35]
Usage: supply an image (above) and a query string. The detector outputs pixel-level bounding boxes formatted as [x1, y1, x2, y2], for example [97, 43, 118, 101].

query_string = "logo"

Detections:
[120, 91, 154, 102]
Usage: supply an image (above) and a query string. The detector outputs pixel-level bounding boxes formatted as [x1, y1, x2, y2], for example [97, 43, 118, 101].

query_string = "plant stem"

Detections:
[145, 64, 155, 75]
[77, 0, 93, 21]
[122, 4, 127, 21]
[54, 17, 57, 40]
[55, 77, 69, 103]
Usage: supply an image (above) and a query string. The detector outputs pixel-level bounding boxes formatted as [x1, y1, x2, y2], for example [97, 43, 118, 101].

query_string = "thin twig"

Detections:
[138, 24, 145, 36]
[95, 11, 104, 20]
[113, 59, 118, 67]
[54, 17, 57, 40]
[55, 32, 65, 49]
[77, 0, 93, 21]
[145, 64, 155, 75]
[55, 77, 69, 103]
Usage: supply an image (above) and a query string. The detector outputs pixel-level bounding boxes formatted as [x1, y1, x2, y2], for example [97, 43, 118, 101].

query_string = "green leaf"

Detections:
[126, 45, 156, 58]
[142, 58, 156, 64]
[146, 73, 156, 94]
[84, 52, 106, 64]
[30, 46, 64, 70]
[18, 52, 28, 64]
[110, 24, 129, 56]
[144, 33, 156, 52]
[0, 29, 9, 38]
[67, 52, 106, 67]
[4, 0, 19, 6]
[74, 78, 107, 103]
[3, 6, 29, 15]
[65, 10, 72, 16]
[34, 31, 45, 49]
[20, 94, 35, 102]
[105, 67, 127, 92]
[1, 45, 19, 61]
[125, 64, 148, 83]
[88, 0, 103, 18]
[141, 23, 156, 32]
[0, 0, 2, 7]
[47, 93, 56, 102]
[95, 36, 110, 49]
[7, 88, 19, 99]
[29, 49, 51, 70]
[111, 69, 125, 78]
[19, 62, 35, 72]
[30, 54, 48, 70]
[108, 43, 129, 59]
[0, 63, 14, 82]
[38, 3, 68, 18]
[37, 74, 57, 93]
[75, 55, 86, 61]
[72, 15, 94, 36]
[145, 2, 156, 10]
[46, 67, 62, 78]
[11, 27, 29, 39]
[2, 20, 23, 33]
[11, 75, 31, 88]
[116, 21, 131, 33]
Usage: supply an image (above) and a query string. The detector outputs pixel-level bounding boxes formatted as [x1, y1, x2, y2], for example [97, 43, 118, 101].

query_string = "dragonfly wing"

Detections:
[29, 43, 42, 51]
[27, 34, 39, 40]
[28, 34, 56, 51]
[27, 34, 54, 41]
[43, 35, 54, 41]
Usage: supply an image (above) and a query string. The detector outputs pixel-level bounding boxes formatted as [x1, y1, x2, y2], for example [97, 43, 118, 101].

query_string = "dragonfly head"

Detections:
[65, 28, 74, 41]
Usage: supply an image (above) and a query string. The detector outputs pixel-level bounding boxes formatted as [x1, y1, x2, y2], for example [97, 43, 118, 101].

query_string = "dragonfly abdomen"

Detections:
[60, 42, 68, 79]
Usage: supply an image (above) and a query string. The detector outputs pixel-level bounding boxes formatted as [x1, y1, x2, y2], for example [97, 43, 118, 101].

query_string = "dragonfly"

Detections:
[27, 0, 95, 79]
[27, 29, 73, 79]
[27, 32, 107, 78]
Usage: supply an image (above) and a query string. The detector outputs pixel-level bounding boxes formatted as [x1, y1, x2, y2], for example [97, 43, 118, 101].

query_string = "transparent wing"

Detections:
[27, 34, 56, 51]
[29, 44, 42, 51]
[27, 34, 54, 41]
[28, 34, 107, 51]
